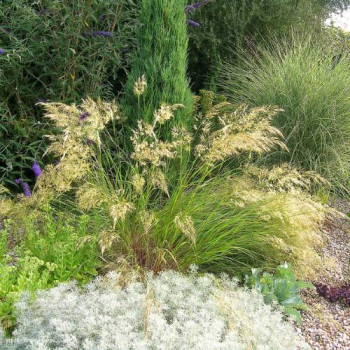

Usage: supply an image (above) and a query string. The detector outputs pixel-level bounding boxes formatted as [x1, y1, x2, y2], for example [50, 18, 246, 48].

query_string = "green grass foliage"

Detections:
[188, 0, 331, 91]
[219, 35, 350, 192]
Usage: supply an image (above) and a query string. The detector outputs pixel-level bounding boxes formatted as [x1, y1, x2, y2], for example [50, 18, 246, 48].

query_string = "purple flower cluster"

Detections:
[185, 1, 209, 13]
[186, 19, 200, 28]
[32, 162, 42, 179]
[0, 48, 5, 55]
[14, 179, 32, 197]
[185, 1, 210, 28]
[79, 111, 90, 122]
[315, 283, 350, 305]
[14, 162, 43, 197]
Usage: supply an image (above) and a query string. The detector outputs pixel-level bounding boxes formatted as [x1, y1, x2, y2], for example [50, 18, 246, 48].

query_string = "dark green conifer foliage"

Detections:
[124, 0, 194, 130]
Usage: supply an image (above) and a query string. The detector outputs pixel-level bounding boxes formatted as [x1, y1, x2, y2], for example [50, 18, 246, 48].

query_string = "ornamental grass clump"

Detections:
[0, 270, 310, 349]
[0, 88, 331, 280]
[219, 34, 350, 192]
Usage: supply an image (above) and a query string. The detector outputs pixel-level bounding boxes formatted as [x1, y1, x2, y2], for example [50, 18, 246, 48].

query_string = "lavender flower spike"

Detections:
[185, 0, 209, 13]
[32, 162, 42, 178]
[0, 48, 5, 55]
[186, 19, 200, 28]
[185, 5, 196, 13]
[89, 31, 114, 37]
[14, 178, 32, 197]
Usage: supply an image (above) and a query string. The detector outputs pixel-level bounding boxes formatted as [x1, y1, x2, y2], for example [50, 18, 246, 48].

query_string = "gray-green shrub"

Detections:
[0, 271, 310, 349]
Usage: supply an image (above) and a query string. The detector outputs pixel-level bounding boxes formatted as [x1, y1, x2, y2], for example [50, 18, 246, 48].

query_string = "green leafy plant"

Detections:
[0, 0, 139, 186]
[245, 263, 313, 324]
[0, 214, 101, 333]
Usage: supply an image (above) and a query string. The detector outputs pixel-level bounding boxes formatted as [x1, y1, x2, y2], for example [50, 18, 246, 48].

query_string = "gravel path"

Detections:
[297, 199, 350, 350]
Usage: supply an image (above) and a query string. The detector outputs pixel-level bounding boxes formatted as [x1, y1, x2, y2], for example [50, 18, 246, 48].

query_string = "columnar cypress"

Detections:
[124, 0, 194, 130]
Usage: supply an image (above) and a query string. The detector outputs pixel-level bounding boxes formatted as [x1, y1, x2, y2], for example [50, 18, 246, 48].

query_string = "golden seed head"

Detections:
[133, 75, 147, 96]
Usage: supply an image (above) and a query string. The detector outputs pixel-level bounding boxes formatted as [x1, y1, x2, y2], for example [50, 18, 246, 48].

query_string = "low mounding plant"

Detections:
[0, 270, 310, 349]
[315, 282, 350, 305]
[0, 88, 330, 281]
[245, 263, 313, 324]
[218, 34, 350, 192]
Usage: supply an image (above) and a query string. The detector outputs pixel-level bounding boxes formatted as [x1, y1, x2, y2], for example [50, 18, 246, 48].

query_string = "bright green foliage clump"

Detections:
[219, 35, 350, 192]
[0, 0, 139, 186]
[123, 0, 194, 129]
[245, 263, 313, 324]
[0, 215, 101, 333]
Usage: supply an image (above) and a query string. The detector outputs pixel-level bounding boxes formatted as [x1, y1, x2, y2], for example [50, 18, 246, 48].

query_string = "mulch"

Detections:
[296, 199, 350, 350]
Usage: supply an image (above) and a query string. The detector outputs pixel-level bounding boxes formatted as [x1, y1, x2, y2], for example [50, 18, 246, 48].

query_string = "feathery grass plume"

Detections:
[133, 75, 147, 96]
[131, 173, 146, 194]
[194, 94, 286, 165]
[243, 164, 331, 193]
[0, 99, 117, 221]
[110, 200, 135, 229]
[174, 212, 196, 244]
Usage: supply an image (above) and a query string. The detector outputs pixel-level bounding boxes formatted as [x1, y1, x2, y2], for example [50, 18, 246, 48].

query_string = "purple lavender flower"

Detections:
[185, 5, 196, 13]
[0, 48, 5, 55]
[79, 112, 90, 125]
[79, 112, 90, 121]
[186, 19, 200, 27]
[14, 178, 31, 197]
[32, 162, 42, 179]
[185, 1, 209, 13]
[88, 31, 114, 37]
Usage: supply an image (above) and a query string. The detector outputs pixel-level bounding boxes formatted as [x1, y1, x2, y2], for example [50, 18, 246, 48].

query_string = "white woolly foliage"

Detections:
[1, 271, 309, 350]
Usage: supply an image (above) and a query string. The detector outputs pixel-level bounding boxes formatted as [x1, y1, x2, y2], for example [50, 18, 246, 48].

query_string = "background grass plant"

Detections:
[219, 34, 350, 192]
